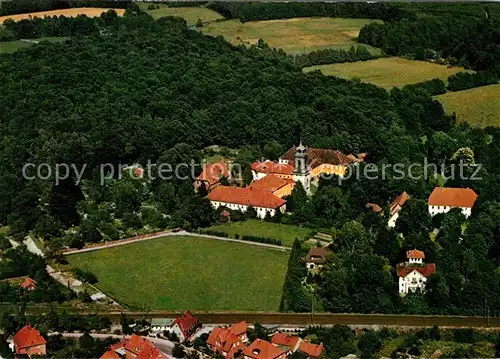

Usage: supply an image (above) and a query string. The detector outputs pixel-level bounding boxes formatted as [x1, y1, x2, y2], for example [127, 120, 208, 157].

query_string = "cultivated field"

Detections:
[304, 57, 469, 88]
[207, 219, 313, 246]
[435, 84, 500, 128]
[202, 17, 382, 54]
[0, 37, 68, 54]
[138, 3, 224, 24]
[67, 235, 289, 311]
[0, 8, 125, 24]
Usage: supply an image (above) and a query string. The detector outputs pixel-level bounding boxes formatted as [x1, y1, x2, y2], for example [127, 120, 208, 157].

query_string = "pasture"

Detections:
[0, 8, 125, 24]
[435, 84, 500, 128]
[0, 37, 68, 54]
[202, 17, 382, 54]
[67, 235, 289, 311]
[207, 219, 314, 247]
[304, 57, 469, 88]
[138, 3, 224, 24]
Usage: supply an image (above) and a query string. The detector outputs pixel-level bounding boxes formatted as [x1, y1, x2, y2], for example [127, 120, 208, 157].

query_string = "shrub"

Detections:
[447, 71, 498, 92]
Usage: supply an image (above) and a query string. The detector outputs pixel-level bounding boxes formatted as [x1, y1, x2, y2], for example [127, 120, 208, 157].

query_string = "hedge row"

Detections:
[198, 229, 283, 246]
[295, 46, 380, 68]
[447, 71, 498, 92]
[402, 78, 447, 96]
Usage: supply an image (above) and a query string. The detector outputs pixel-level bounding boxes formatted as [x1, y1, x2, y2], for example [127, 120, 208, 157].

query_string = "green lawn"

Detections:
[207, 219, 313, 246]
[138, 3, 224, 24]
[304, 57, 470, 88]
[67, 235, 289, 311]
[202, 17, 382, 54]
[0, 37, 68, 54]
[435, 84, 500, 128]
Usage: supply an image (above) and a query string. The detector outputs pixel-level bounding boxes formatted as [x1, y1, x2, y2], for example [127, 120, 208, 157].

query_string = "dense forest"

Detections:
[0, 3, 500, 317]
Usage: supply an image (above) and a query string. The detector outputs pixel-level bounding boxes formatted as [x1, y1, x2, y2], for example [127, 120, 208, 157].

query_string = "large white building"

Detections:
[397, 249, 436, 296]
[428, 187, 478, 218]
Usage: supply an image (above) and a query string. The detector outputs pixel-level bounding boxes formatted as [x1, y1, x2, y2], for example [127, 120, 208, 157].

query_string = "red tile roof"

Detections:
[243, 339, 286, 359]
[172, 311, 199, 339]
[123, 335, 166, 359]
[229, 321, 248, 337]
[366, 203, 383, 213]
[100, 349, 121, 359]
[207, 327, 240, 355]
[19, 277, 37, 290]
[428, 187, 477, 208]
[280, 147, 357, 169]
[407, 249, 425, 259]
[13, 325, 46, 351]
[248, 175, 294, 193]
[397, 263, 436, 278]
[271, 333, 301, 349]
[137, 342, 168, 359]
[251, 161, 294, 175]
[197, 161, 230, 186]
[208, 186, 286, 209]
[390, 192, 409, 216]
[299, 342, 324, 358]
[125, 334, 150, 355]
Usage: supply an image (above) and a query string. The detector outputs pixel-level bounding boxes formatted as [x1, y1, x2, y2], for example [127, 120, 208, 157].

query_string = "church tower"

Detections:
[292, 142, 311, 195]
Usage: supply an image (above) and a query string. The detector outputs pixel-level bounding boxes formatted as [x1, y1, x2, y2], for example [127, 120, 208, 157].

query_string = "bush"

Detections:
[295, 46, 380, 68]
[447, 71, 498, 92]
[402, 78, 446, 96]
[241, 235, 282, 246]
[199, 229, 229, 238]
[72, 268, 98, 284]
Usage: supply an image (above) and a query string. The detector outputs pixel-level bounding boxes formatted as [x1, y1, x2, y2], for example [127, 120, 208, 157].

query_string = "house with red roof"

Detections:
[397, 250, 436, 296]
[428, 187, 477, 218]
[170, 311, 200, 342]
[100, 334, 167, 359]
[248, 175, 295, 198]
[207, 322, 249, 359]
[388, 192, 409, 228]
[19, 277, 37, 291]
[298, 342, 324, 359]
[242, 339, 287, 359]
[271, 333, 302, 354]
[207, 186, 286, 219]
[13, 325, 46, 356]
[194, 160, 230, 194]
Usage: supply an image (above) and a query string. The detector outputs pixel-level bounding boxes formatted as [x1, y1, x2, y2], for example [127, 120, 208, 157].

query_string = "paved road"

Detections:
[63, 230, 289, 255]
[55, 332, 174, 358]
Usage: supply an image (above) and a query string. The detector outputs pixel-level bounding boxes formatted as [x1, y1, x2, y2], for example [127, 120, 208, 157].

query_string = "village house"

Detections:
[366, 192, 409, 228]
[207, 186, 286, 219]
[428, 187, 478, 218]
[194, 160, 231, 194]
[100, 333, 167, 359]
[271, 333, 302, 354]
[19, 277, 37, 291]
[12, 325, 47, 357]
[207, 322, 249, 359]
[305, 247, 331, 272]
[397, 249, 436, 296]
[298, 341, 324, 359]
[150, 318, 174, 333]
[170, 311, 201, 342]
[251, 160, 294, 182]
[242, 339, 287, 359]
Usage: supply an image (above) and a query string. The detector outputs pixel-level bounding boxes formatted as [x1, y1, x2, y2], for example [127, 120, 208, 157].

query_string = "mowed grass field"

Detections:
[138, 3, 224, 24]
[0, 37, 68, 54]
[202, 17, 382, 54]
[435, 84, 500, 128]
[0, 8, 125, 24]
[304, 57, 469, 88]
[67, 236, 289, 311]
[207, 219, 313, 246]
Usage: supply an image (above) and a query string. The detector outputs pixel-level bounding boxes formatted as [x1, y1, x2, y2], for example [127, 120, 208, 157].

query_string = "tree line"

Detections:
[0, 0, 132, 16]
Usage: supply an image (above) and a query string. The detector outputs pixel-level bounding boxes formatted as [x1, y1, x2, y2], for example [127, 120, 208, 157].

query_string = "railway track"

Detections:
[3, 304, 497, 328]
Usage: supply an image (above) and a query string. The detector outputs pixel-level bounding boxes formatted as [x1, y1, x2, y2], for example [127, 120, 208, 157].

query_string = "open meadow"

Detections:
[206, 219, 314, 246]
[0, 37, 68, 54]
[0, 8, 125, 24]
[67, 235, 289, 311]
[304, 57, 469, 88]
[202, 17, 382, 54]
[138, 3, 224, 24]
[435, 84, 500, 128]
